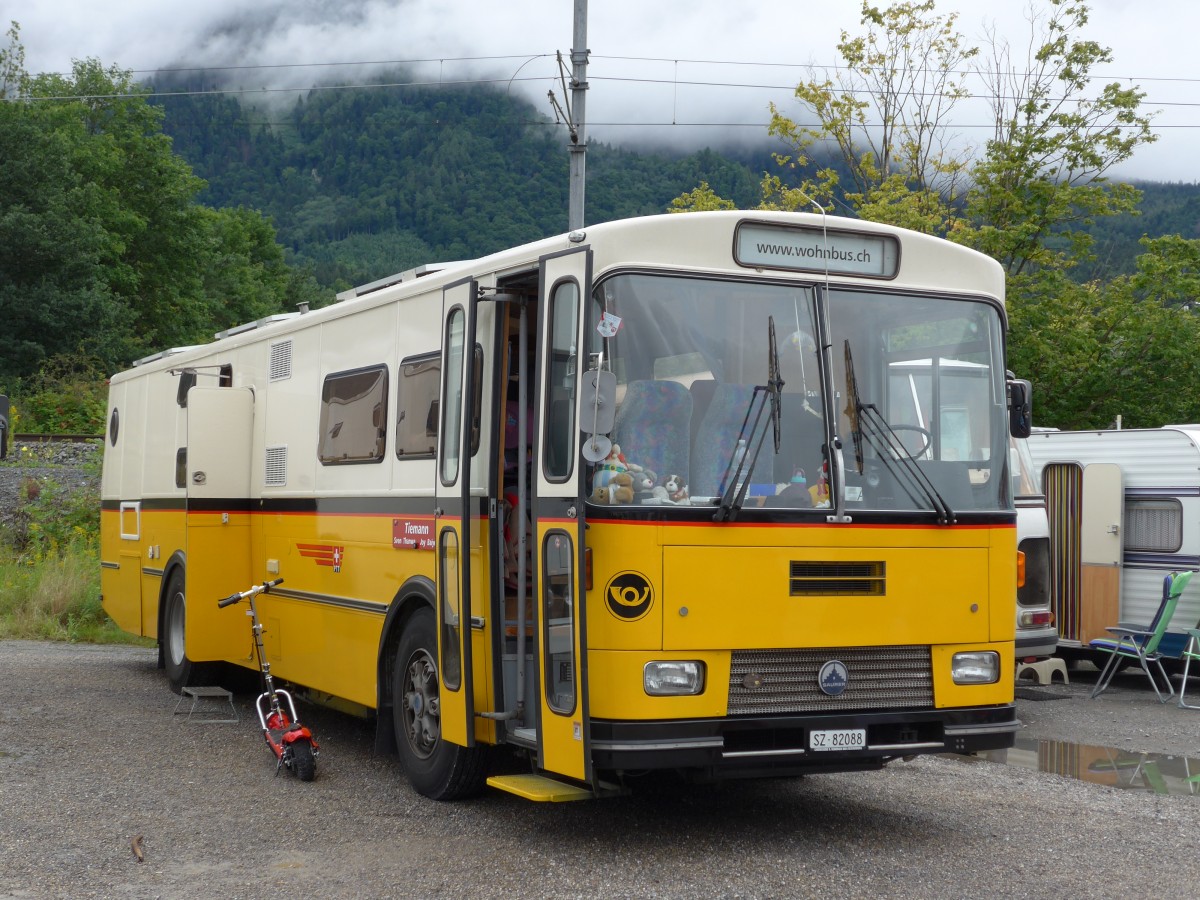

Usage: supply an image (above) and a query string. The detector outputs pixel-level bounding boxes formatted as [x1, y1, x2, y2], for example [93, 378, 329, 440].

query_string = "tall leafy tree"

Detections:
[0, 25, 318, 381]
[961, 0, 1156, 275]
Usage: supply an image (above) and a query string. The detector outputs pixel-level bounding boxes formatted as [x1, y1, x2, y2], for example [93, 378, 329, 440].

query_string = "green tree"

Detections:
[1009, 238, 1200, 428]
[764, 1, 977, 230]
[960, 0, 1156, 275]
[0, 26, 317, 381]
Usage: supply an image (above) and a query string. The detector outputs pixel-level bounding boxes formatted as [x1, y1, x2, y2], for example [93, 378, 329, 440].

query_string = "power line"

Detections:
[78, 49, 1200, 89]
[12, 59, 1195, 126]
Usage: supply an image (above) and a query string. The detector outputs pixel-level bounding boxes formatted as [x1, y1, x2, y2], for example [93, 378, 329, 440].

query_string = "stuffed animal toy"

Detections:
[592, 443, 631, 490]
[662, 474, 689, 504]
[631, 468, 670, 502]
[590, 471, 634, 504]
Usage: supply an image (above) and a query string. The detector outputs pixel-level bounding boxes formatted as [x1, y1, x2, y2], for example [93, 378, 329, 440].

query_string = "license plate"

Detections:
[809, 728, 867, 751]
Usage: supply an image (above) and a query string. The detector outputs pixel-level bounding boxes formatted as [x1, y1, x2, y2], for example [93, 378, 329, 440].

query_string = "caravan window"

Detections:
[318, 365, 389, 465]
[1124, 499, 1183, 553]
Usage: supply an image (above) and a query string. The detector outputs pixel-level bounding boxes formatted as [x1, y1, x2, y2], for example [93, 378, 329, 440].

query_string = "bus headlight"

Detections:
[644, 661, 705, 696]
[951, 651, 1000, 684]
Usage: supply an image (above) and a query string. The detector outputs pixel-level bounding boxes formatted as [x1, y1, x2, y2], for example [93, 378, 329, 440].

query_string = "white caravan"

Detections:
[1026, 426, 1200, 661]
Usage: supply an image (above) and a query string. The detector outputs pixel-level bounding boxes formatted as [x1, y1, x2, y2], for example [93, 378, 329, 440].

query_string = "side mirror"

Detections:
[176, 371, 197, 408]
[579, 368, 617, 462]
[1008, 378, 1032, 439]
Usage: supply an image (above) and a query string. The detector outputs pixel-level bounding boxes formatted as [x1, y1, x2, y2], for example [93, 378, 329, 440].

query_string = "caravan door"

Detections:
[1079, 463, 1123, 644]
[1043, 461, 1123, 646]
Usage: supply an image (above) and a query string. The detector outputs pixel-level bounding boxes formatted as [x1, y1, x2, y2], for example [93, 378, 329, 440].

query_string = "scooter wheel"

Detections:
[288, 739, 316, 782]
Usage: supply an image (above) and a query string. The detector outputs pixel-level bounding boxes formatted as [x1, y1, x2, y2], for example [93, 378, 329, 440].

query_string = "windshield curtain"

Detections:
[584, 273, 1009, 514]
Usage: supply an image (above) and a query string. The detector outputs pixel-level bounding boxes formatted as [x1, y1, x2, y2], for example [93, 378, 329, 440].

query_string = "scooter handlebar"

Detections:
[217, 578, 284, 608]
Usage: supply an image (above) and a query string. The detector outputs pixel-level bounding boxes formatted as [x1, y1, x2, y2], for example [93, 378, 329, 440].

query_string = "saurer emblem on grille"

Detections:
[818, 660, 849, 696]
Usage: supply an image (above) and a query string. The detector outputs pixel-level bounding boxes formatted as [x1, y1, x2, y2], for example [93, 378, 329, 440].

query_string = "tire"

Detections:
[392, 608, 488, 800]
[288, 739, 316, 782]
[161, 567, 216, 693]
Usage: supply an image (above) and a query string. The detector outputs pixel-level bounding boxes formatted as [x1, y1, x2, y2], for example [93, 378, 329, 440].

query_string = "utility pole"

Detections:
[568, 0, 588, 231]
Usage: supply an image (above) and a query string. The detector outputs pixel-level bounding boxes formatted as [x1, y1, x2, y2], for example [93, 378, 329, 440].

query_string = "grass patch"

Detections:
[0, 543, 146, 643]
[0, 447, 150, 646]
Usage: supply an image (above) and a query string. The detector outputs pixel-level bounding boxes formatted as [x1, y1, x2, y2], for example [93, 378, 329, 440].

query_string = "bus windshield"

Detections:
[586, 273, 1009, 515]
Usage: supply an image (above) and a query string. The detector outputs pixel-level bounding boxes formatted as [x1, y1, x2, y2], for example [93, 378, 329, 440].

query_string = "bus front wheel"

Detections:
[392, 608, 487, 800]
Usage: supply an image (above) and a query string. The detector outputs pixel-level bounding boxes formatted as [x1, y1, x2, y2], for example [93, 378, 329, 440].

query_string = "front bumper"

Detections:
[590, 704, 1019, 778]
[1016, 624, 1058, 660]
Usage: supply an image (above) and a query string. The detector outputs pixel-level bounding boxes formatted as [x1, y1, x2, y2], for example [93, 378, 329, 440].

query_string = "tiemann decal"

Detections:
[604, 571, 653, 622]
[298, 543, 345, 573]
[393, 517, 435, 550]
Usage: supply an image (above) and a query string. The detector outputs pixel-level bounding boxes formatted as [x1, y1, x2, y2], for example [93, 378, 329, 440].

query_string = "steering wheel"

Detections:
[889, 424, 932, 459]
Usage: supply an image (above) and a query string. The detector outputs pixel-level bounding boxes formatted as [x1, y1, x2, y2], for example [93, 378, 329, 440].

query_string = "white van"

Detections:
[1012, 435, 1056, 659]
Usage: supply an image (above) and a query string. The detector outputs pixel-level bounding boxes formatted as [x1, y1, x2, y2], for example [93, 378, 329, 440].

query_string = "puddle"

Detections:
[976, 737, 1200, 796]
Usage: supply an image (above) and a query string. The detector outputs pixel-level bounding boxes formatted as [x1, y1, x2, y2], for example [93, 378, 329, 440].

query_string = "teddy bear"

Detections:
[662, 473, 689, 504]
[590, 471, 635, 504]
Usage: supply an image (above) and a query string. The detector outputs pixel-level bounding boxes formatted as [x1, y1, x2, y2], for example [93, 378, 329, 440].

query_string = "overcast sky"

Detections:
[9, 0, 1198, 183]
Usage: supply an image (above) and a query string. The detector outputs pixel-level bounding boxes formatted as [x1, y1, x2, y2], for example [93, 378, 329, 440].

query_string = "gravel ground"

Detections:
[4, 446, 1200, 896]
[1, 641, 1199, 900]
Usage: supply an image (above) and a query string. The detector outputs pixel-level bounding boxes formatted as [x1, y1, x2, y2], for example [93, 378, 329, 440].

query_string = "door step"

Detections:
[486, 773, 594, 802]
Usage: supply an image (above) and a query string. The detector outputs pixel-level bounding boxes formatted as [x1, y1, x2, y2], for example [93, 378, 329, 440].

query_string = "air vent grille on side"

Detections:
[269, 340, 293, 381]
[265, 446, 288, 487]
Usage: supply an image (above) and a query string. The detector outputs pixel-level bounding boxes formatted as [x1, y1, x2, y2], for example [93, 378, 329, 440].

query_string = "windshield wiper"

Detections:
[714, 317, 784, 523]
[842, 340, 954, 525]
[856, 403, 956, 525]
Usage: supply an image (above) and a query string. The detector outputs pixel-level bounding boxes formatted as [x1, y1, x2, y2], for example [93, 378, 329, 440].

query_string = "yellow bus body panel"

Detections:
[585, 518, 1016, 718]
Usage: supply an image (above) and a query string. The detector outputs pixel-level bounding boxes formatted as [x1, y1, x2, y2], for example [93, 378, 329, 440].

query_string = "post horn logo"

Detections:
[604, 571, 653, 621]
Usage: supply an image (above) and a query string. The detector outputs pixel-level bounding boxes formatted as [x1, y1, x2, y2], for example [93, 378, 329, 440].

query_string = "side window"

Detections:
[318, 365, 389, 465]
[441, 309, 466, 484]
[396, 354, 440, 459]
[544, 280, 579, 480]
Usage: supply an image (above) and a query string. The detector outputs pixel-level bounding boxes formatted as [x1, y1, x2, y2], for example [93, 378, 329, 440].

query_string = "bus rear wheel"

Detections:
[392, 608, 487, 800]
[162, 568, 216, 693]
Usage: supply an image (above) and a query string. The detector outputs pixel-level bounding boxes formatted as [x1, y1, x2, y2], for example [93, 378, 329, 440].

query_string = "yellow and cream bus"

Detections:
[100, 211, 1026, 800]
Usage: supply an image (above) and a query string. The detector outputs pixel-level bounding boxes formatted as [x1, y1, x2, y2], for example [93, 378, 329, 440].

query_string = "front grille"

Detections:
[790, 561, 885, 596]
[728, 646, 933, 715]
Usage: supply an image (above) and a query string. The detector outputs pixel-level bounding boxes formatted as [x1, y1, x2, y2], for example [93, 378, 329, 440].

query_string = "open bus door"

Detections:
[531, 248, 592, 786]
[435, 277, 478, 749]
[184, 386, 254, 662]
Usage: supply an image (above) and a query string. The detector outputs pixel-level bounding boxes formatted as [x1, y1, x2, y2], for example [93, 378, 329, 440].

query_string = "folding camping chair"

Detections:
[1178, 627, 1200, 710]
[1089, 570, 1194, 702]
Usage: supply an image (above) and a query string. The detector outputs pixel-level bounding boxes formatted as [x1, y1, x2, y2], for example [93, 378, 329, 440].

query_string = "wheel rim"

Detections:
[401, 649, 440, 760]
[166, 587, 186, 667]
